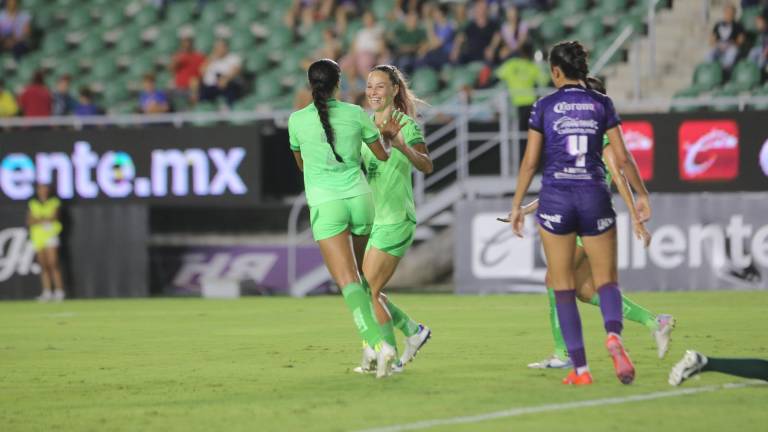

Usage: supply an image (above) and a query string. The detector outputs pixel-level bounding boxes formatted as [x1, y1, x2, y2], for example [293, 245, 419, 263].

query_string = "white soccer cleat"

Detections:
[376, 342, 397, 379]
[52, 290, 65, 302]
[653, 314, 676, 359]
[36, 291, 52, 303]
[353, 344, 377, 374]
[399, 324, 431, 366]
[668, 350, 708, 386]
[527, 355, 573, 369]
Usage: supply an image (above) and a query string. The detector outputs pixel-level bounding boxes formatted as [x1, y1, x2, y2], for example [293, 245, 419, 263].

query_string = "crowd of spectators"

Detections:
[8, 0, 766, 120]
[708, 1, 768, 74]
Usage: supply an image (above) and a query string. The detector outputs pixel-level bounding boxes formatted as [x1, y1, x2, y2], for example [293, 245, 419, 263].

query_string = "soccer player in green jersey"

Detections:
[352, 65, 435, 374]
[288, 59, 404, 378]
[521, 78, 675, 370]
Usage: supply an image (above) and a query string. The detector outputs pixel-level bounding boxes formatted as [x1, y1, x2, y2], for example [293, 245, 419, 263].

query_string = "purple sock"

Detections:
[554, 289, 587, 370]
[597, 282, 623, 335]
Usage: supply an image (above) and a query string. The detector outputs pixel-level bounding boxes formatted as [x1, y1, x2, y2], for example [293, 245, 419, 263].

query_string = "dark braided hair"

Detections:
[549, 41, 598, 89]
[370, 64, 424, 118]
[308, 59, 343, 163]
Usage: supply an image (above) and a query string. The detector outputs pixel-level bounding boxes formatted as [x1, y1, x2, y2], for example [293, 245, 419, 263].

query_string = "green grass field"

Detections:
[1, 292, 766, 432]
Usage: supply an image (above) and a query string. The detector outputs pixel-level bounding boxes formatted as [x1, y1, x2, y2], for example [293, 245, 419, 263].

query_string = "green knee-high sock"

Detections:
[547, 288, 569, 359]
[702, 357, 768, 381]
[341, 282, 382, 348]
[379, 319, 397, 349]
[588, 293, 658, 330]
[387, 300, 421, 337]
[362, 276, 419, 338]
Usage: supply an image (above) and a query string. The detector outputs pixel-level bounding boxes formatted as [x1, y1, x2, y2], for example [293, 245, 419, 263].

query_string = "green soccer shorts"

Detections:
[366, 221, 416, 258]
[309, 193, 375, 241]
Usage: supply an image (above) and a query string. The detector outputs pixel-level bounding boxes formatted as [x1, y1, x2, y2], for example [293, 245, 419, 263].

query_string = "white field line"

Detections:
[355, 381, 767, 432]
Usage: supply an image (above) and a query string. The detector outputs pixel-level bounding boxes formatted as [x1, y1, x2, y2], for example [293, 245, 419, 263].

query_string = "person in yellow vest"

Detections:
[27, 183, 65, 302]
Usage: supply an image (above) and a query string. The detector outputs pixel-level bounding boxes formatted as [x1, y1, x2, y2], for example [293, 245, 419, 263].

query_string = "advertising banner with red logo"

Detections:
[678, 120, 739, 181]
[622, 121, 654, 181]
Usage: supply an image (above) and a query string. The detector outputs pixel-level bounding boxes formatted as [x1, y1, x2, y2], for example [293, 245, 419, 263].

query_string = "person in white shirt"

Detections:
[198, 39, 243, 106]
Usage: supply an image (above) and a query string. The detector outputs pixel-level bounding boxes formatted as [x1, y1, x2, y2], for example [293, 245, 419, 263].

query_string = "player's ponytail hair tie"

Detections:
[549, 41, 590, 84]
[308, 59, 343, 163]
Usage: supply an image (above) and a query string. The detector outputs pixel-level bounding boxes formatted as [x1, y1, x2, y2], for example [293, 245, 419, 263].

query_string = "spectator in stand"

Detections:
[414, 4, 455, 70]
[169, 36, 205, 104]
[197, 38, 243, 106]
[73, 87, 101, 116]
[495, 43, 547, 128]
[748, 14, 768, 69]
[18, 71, 52, 117]
[344, 11, 386, 78]
[51, 75, 77, 116]
[708, 2, 745, 71]
[388, 11, 427, 74]
[450, 0, 500, 65]
[0, 78, 19, 117]
[139, 73, 170, 114]
[487, 5, 528, 62]
[0, 0, 31, 60]
[334, 0, 359, 35]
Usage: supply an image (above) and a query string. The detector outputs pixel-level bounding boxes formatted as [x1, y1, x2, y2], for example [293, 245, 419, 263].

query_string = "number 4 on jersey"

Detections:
[567, 135, 588, 167]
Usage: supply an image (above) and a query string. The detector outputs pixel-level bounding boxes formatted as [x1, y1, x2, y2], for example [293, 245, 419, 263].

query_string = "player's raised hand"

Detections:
[379, 109, 405, 140]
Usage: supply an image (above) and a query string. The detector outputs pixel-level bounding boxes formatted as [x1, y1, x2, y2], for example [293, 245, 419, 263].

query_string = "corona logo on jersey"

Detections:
[622, 121, 654, 181]
[678, 120, 739, 181]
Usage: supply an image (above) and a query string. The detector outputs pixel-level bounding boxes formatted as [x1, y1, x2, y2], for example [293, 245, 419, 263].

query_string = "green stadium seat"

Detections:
[536, 18, 565, 45]
[199, 4, 226, 27]
[191, 102, 220, 127]
[42, 35, 68, 57]
[165, 2, 197, 28]
[90, 58, 118, 81]
[574, 16, 604, 46]
[194, 32, 216, 55]
[265, 26, 294, 51]
[278, 50, 305, 76]
[114, 30, 144, 56]
[77, 36, 104, 57]
[749, 87, 768, 110]
[102, 83, 130, 107]
[230, 32, 256, 54]
[595, 0, 628, 16]
[133, 8, 159, 28]
[53, 57, 80, 79]
[722, 60, 761, 92]
[614, 14, 644, 36]
[65, 9, 92, 30]
[741, 6, 761, 32]
[710, 88, 739, 112]
[551, 0, 588, 18]
[252, 73, 285, 103]
[678, 61, 723, 95]
[233, 6, 260, 28]
[244, 49, 271, 74]
[445, 65, 477, 91]
[100, 9, 126, 29]
[411, 68, 440, 95]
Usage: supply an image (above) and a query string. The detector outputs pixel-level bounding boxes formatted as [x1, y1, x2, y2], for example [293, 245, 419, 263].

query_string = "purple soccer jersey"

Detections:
[530, 84, 621, 236]
[528, 84, 621, 187]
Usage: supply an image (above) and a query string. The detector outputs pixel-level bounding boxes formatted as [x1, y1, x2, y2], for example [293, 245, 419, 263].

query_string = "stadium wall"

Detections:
[455, 193, 768, 294]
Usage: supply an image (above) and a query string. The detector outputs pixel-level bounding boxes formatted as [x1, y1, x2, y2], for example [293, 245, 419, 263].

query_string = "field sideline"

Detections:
[1, 292, 766, 431]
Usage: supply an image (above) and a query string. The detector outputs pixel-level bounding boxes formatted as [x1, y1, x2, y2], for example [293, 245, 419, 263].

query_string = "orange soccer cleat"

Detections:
[562, 370, 593, 385]
[606, 334, 636, 384]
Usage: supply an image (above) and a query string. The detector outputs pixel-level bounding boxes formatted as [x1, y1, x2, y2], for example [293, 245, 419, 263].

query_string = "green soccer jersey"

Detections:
[288, 99, 381, 207]
[361, 113, 425, 225]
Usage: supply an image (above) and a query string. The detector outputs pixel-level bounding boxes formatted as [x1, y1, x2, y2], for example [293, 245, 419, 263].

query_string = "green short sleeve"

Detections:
[288, 113, 300, 151]
[401, 117, 425, 147]
[360, 108, 380, 145]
